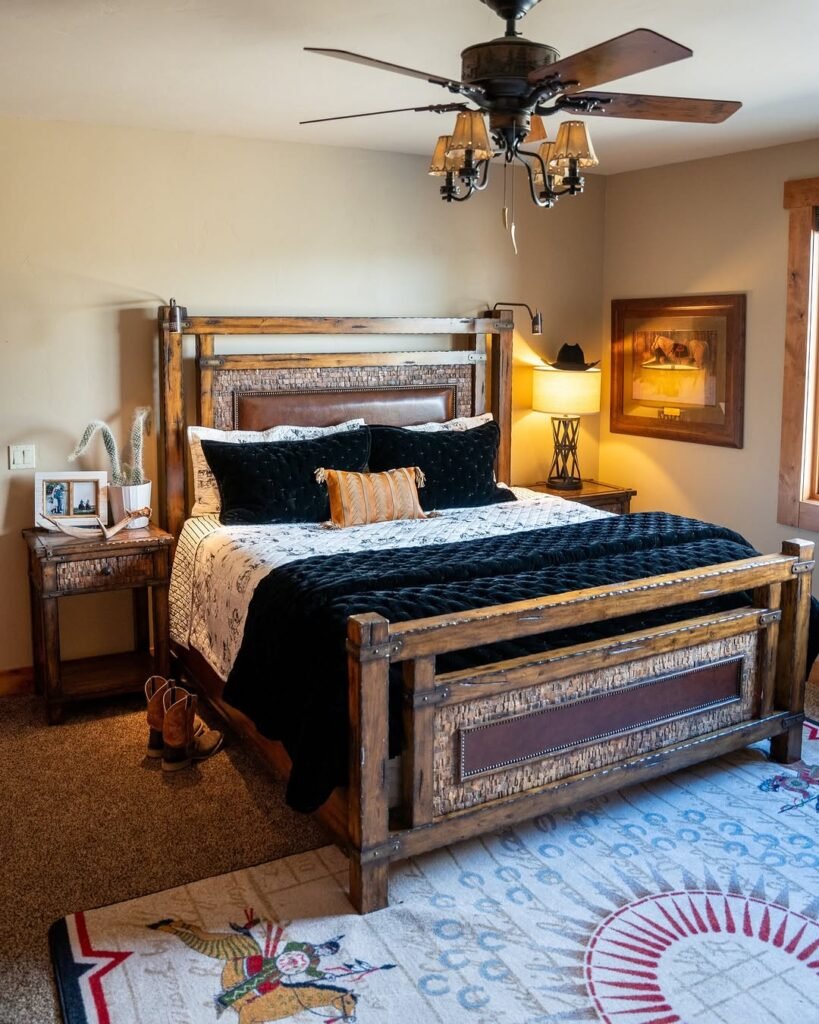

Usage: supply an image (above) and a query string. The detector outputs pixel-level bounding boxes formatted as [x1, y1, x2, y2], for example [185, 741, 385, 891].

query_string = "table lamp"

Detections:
[532, 344, 601, 490]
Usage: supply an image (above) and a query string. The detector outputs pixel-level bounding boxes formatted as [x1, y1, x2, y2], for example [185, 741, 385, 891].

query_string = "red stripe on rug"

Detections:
[74, 911, 132, 1024]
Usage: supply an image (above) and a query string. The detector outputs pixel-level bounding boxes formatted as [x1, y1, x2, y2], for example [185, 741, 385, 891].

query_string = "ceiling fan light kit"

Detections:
[304, 0, 741, 213]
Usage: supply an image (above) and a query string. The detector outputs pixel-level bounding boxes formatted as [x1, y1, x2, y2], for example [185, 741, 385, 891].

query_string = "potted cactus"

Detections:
[70, 407, 152, 528]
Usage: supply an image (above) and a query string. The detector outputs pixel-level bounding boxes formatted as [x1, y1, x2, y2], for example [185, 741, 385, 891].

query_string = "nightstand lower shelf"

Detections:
[60, 651, 156, 703]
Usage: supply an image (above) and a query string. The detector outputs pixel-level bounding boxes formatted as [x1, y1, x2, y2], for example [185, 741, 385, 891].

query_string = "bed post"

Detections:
[347, 612, 392, 913]
[484, 308, 513, 484]
[771, 538, 814, 762]
[158, 301, 187, 535]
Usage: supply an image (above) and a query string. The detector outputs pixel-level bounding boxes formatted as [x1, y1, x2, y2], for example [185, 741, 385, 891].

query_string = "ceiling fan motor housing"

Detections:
[461, 37, 559, 91]
[462, 35, 559, 145]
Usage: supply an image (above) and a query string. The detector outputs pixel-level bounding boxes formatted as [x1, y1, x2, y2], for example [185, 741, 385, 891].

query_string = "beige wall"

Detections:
[599, 138, 819, 563]
[0, 117, 605, 674]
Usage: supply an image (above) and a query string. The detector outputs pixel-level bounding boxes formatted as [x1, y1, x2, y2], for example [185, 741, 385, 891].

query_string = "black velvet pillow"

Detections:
[201, 428, 371, 525]
[368, 420, 515, 511]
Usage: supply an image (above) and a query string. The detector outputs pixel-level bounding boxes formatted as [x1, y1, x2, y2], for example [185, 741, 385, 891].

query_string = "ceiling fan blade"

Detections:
[305, 48, 475, 95]
[300, 103, 469, 126]
[567, 92, 742, 123]
[528, 29, 691, 93]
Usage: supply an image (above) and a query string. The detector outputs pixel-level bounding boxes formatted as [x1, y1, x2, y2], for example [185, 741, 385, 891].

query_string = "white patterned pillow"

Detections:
[406, 413, 493, 432]
[188, 420, 366, 516]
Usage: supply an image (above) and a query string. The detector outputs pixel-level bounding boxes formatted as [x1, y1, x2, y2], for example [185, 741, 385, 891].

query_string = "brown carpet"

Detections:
[0, 693, 328, 1024]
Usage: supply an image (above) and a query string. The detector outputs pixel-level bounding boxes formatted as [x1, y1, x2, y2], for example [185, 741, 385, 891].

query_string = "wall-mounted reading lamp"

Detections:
[492, 302, 543, 335]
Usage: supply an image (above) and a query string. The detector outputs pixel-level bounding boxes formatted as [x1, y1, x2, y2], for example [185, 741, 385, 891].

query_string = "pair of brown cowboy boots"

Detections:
[144, 675, 223, 771]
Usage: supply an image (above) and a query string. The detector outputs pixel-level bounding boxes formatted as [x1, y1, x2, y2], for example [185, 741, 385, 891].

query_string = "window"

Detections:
[778, 178, 819, 530]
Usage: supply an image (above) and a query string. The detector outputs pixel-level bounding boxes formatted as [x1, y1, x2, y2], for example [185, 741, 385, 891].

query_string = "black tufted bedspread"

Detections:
[222, 512, 819, 812]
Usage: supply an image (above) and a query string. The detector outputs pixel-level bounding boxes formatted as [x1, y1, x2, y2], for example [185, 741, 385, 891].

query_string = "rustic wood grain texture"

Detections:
[347, 613, 391, 913]
[158, 304, 187, 536]
[783, 177, 819, 210]
[777, 203, 817, 528]
[484, 308, 513, 483]
[771, 539, 814, 762]
[392, 714, 797, 861]
[401, 656, 436, 829]
[388, 553, 799, 661]
[204, 351, 485, 370]
[197, 334, 215, 428]
[436, 607, 770, 702]
[185, 315, 502, 335]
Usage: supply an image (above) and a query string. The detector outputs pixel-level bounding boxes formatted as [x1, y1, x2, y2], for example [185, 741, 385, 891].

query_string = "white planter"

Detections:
[109, 481, 152, 529]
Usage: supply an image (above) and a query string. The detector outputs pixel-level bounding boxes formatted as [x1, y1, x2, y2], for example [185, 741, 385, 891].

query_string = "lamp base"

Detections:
[545, 414, 583, 490]
[546, 475, 582, 491]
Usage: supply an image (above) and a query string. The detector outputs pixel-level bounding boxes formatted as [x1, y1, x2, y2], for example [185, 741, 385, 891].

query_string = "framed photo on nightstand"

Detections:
[34, 471, 108, 530]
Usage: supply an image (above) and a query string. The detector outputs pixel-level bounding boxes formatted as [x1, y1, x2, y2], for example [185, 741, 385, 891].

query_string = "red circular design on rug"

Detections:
[584, 889, 819, 1023]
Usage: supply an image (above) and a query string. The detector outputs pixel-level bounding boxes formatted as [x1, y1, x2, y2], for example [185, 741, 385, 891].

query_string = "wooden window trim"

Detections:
[777, 178, 819, 530]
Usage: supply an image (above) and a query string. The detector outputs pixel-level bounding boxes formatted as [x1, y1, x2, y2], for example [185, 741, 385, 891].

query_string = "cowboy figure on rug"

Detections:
[149, 907, 394, 1023]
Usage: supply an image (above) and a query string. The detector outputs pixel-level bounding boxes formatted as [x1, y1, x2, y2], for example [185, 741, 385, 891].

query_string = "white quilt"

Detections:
[170, 489, 611, 681]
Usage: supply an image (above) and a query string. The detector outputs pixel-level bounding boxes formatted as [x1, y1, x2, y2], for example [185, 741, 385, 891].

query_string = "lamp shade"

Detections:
[532, 365, 601, 415]
[446, 111, 493, 162]
[533, 141, 564, 187]
[550, 120, 599, 171]
[428, 135, 458, 176]
[523, 114, 547, 145]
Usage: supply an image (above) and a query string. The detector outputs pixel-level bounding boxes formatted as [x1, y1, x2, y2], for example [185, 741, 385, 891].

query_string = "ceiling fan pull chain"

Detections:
[502, 162, 509, 230]
[509, 165, 518, 255]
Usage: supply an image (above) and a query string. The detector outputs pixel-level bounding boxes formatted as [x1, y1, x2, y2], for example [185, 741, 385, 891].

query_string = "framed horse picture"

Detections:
[610, 294, 746, 448]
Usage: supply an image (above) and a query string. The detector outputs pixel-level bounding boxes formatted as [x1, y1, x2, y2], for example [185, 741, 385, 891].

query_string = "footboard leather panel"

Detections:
[460, 657, 742, 779]
[433, 631, 758, 815]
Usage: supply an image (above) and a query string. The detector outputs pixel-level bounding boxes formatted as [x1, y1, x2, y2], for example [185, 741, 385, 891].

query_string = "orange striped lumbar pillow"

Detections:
[314, 466, 428, 528]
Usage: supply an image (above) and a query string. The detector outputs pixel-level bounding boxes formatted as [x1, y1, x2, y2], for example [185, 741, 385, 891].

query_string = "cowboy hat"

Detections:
[546, 343, 600, 371]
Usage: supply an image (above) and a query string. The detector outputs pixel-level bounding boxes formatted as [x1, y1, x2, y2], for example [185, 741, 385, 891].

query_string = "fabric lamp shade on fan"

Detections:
[532, 364, 601, 489]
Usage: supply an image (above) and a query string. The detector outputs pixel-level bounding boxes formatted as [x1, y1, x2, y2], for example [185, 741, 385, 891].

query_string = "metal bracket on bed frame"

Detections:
[346, 640, 403, 662]
[758, 609, 783, 626]
[200, 355, 226, 368]
[358, 838, 402, 865]
[791, 559, 816, 575]
[404, 685, 451, 708]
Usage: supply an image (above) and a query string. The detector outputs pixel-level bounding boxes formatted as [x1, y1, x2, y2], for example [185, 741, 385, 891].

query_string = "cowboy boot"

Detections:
[144, 675, 206, 758]
[161, 686, 223, 772]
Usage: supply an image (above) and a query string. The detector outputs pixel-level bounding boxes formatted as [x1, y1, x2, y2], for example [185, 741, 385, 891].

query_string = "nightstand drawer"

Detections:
[56, 552, 155, 593]
[582, 495, 632, 514]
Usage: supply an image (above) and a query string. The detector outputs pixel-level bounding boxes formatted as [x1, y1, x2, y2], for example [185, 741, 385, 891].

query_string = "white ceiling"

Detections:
[1, 0, 817, 175]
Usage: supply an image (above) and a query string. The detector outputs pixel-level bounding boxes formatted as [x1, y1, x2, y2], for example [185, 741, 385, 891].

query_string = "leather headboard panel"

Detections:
[234, 386, 456, 430]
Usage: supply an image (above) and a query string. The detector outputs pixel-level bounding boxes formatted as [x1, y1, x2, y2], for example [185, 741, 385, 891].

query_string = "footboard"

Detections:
[345, 539, 814, 912]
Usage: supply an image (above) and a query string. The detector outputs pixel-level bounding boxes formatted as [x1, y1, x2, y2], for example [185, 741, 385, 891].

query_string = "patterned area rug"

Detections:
[51, 724, 819, 1024]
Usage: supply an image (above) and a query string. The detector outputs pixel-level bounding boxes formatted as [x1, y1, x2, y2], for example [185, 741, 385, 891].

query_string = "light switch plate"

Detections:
[8, 444, 36, 470]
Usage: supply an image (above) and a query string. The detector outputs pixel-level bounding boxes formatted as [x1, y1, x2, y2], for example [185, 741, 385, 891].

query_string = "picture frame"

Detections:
[34, 471, 108, 531]
[610, 294, 746, 448]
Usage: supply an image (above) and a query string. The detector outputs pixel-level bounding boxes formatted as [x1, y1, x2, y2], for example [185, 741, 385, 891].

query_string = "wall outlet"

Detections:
[8, 444, 36, 470]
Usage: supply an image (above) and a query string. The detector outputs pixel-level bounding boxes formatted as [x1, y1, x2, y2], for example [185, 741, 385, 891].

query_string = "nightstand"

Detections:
[23, 524, 173, 723]
[526, 480, 636, 514]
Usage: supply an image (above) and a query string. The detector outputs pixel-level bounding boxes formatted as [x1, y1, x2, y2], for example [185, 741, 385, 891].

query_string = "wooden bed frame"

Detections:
[158, 302, 813, 914]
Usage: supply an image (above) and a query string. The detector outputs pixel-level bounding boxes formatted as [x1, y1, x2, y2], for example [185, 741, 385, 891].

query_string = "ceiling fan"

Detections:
[301, 0, 741, 209]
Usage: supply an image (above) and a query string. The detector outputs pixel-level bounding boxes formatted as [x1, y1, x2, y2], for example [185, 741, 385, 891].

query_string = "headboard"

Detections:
[158, 306, 514, 536]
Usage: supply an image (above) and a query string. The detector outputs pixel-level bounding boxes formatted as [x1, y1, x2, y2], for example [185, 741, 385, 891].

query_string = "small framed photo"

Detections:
[610, 294, 746, 448]
[35, 472, 108, 530]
